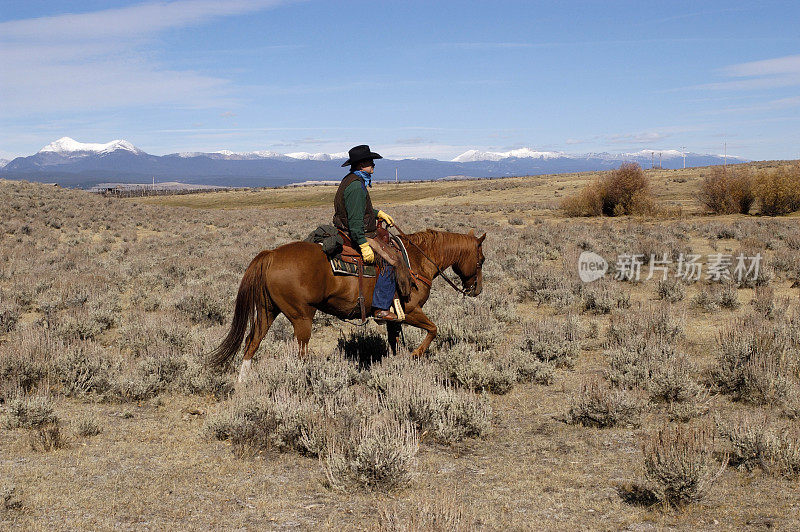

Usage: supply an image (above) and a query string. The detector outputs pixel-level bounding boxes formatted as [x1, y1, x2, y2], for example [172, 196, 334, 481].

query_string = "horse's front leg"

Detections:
[402, 308, 437, 357]
[386, 321, 402, 356]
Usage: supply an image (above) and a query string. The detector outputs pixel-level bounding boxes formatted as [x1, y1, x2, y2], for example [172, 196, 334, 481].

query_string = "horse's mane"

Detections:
[403, 229, 471, 267]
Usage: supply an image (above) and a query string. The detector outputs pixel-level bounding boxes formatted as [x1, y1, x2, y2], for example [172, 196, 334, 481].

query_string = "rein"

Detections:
[391, 224, 471, 298]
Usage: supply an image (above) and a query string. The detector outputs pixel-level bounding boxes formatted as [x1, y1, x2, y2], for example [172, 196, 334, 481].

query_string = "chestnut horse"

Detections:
[206, 228, 486, 380]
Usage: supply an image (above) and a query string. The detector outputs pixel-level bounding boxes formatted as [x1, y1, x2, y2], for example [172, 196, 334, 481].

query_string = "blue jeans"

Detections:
[372, 264, 395, 310]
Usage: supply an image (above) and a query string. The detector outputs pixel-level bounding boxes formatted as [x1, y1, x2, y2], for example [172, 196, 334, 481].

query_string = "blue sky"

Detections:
[1, 0, 799, 160]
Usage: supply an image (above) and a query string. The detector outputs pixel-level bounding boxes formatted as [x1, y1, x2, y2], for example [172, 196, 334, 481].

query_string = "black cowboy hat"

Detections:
[341, 144, 383, 167]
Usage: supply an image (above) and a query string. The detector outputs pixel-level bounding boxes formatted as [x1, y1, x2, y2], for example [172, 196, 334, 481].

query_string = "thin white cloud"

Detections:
[606, 131, 670, 144]
[721, 54, 800, 77]
[441, 42, 537, 50]
[0, 0, 288, 41]
[691, 54, 800, 91]
[695, 76, 800, 91]
[709, 96, 800, 115]
[0, 0, 295, 116]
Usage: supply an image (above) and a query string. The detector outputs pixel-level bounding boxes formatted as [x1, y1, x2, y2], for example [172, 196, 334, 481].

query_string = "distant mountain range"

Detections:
[0, 137, 747, 188]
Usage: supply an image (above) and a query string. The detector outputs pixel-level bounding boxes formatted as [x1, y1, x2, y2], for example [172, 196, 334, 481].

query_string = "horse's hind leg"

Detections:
[238, 304, 276, 382]
[286, 305, 316, 359]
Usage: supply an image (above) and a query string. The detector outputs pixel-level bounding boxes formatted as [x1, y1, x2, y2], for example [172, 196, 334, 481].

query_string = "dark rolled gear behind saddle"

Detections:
[305, 224, 344, 256]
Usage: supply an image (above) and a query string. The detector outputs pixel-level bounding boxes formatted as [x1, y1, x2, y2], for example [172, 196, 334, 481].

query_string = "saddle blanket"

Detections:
[330, 257, 377, 277]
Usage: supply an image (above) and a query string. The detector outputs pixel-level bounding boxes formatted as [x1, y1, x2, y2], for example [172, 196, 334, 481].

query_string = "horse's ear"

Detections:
[478, 233, 486, 244]
[468, 229, 475, 236]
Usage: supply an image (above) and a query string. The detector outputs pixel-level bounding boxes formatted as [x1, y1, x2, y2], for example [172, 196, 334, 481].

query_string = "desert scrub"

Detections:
[581, 280, 630, 314]
[750, 285, 782, 320]
[564, 379, 644, 428]
[3, 395, 58, 429]
[518, 268, 577, 311]
[690, 285, 731, 312]
[377, 492, 478, 531]
[28, 423, 66, 452]
[734, 250, 773, 288]
[0, 301, 20, 334]
[716, 414, 800, 478]
[561, 162, 654, 217]
[55, 308, 106, 341]
[607, 341, 707, 411]
[206, 385, 327, 457]
[207, 347, 487, 462]
[0, 326, 72, 396]
[175, 291, 228, 325]
[1, 349, 46, 398]
[656, 278, 686, 302]
[371, 355, 492, 442]
[118, 312, 192, 358]
[203, 349, 357, 457]
[434, 343, 515, 394]
[2, 486, 22, 512]
[755, 164, 800, 215]
[74, 414, 103, 437]
[431, 295, 503, 350]
[635, 424, 725, 507]
[323, 415, 418, 492]
[514, 315, 583, 369]
[606, 304, 684, 348]
[699, 166, 755, 214]
[117, 350, 230, 400]
[711, 316, 800, 412]
[52, 343, 119, 397]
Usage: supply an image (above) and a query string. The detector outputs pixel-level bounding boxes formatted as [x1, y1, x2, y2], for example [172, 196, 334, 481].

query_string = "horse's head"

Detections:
[452, 230, 486, 297]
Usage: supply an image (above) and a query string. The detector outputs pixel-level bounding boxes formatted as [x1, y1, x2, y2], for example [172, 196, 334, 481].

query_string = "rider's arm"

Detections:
[343, 180, 368, 245]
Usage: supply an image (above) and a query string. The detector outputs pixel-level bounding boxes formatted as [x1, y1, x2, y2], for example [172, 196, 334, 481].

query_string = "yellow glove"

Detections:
[377, 210, 395, 227]
[359, 242, 375, 263]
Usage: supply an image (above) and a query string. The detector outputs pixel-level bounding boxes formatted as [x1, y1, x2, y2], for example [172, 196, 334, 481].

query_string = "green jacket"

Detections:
[333, 174, 379, 246]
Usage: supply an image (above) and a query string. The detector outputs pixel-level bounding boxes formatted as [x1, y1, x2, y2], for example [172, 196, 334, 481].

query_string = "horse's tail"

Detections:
[206, 250, 273, 370]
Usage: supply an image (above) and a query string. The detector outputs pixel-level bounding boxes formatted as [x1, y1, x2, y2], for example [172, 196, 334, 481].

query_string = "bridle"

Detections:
[391, 223, 482, 298]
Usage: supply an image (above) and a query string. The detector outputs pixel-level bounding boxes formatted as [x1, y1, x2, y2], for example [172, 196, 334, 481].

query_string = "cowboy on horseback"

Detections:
[333, 145, 408, 321]
[206, 145, 486, 380]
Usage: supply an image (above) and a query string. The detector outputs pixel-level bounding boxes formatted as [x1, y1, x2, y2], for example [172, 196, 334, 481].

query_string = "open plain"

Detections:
[1, 162, 800, 531]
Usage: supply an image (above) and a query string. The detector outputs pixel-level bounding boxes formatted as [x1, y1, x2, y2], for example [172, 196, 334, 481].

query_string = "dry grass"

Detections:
[3, 165, 800, 529]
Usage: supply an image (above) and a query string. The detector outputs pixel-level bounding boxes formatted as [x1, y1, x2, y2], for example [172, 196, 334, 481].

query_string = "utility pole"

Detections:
[651, 151, 654, 169]
[395, 168, 398, 184]
[724, 142, 727, 168]
[680, 146, 687, 169]
[659, 152, 662, 169]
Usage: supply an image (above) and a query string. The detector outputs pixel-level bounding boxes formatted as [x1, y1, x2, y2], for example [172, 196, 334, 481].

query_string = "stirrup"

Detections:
[392, 298, 405, 321]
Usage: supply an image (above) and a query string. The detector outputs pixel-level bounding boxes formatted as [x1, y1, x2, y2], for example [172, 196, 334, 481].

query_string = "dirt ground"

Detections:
[2, 162, 800, 530]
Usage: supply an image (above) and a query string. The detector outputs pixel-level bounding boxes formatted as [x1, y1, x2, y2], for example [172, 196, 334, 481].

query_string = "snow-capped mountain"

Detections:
[39, 137, 143, 156]
[0, 138, 748, 189]
[453, 147, 746, 163]
[452, 148, 567, 162]
[174, 149, 289, 160]
[0, 159, 9, 169]
[172, 149, 348, 161]
[285, 152, 348, 161]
